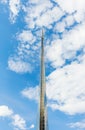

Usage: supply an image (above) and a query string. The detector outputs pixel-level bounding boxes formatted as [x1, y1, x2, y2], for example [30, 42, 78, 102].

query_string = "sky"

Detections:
[0, 0, 85, 130]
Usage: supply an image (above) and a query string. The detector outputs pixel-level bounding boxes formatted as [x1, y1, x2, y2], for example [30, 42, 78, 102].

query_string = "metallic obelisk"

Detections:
[39, 30, 48, 130]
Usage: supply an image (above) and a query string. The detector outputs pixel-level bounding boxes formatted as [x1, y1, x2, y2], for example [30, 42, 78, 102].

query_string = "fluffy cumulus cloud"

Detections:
[12, 114, 26, 130]
[1, 0, 21, 22]
[21, 86, 39, 102]
[23, 0, 63, 29]
[21, 23, 85, 115]
[35, 6, 63, 27]
[8, 57, 32, 73]
[17, 30, 36, 44]
[9, 0, 21, 23]
[46, 62, 85, 115]
[22, 60, 85, 115]
[55, 0, 85, 22]
[2, 0, 85, 27]
[46, 22, 85, 68]
[8, 0, 85, 71]
[0, 105, 13, 117]
[0, 105, 27, 130]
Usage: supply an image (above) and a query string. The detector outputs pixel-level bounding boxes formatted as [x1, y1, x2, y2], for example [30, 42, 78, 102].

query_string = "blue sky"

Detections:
[0, 0, 85, 130]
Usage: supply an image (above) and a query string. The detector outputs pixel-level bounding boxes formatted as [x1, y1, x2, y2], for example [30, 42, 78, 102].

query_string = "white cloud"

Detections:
[1, 0, 21, 22]
[22, 0, 85, 31]
[4, 0, 85, 24]
[0, 105, 27, 130]
[45, 40, 64, 67]
[54, 21, 66, 32]
[28, 0, 40, 4]
[55, 0, 85, 22]
[22, 60, 85, 115]
[12, 114, 26, 130]
[55, 0, 76, 13]
[21, 86, 39, 102]
[17, 30, 36, 44]
[65, 15, 75, 27]
[9, 0, 21, 23]
[23, 0, 63, 29]
[7, 0, 85, 74]
[35, 6, 63, 27]
[46, 22, 85, 68]
[15, 0, 85, 71]
[0, 105, 13, 117]
[29, 124, 35, 129]
[8, 58, 32, 73]
[69, 119, 85, 129]
[46, 61, 85, 115]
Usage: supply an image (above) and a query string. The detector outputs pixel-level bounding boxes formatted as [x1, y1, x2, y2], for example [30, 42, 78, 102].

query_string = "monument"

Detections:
[38, 30, 48, 130]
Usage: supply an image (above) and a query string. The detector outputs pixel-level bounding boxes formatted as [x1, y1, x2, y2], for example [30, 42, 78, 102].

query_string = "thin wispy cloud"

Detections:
[69, 119, 85, 129]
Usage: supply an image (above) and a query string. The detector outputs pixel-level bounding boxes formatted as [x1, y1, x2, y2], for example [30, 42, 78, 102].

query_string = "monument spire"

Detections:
[39, 29, 48, 130]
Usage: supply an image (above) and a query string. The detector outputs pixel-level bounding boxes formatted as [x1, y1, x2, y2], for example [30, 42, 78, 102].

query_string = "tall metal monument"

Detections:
[39, 30, 48, 130]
